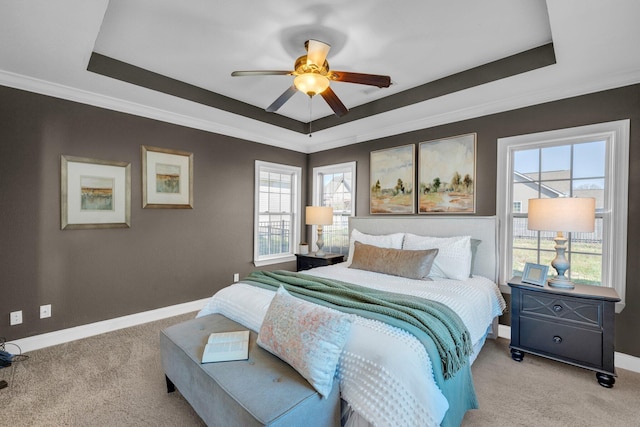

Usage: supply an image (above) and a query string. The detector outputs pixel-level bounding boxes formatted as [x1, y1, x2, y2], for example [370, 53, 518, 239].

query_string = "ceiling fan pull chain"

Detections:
[308, 96, 313, 137]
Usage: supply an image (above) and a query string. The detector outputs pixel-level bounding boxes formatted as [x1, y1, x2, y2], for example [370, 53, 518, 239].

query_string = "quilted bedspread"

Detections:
[197, 264, 505, 427]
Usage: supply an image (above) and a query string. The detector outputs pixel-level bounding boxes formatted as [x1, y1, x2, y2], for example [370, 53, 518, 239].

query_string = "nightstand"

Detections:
[295, 253, 344, 272]
[508, 276, 620, 387]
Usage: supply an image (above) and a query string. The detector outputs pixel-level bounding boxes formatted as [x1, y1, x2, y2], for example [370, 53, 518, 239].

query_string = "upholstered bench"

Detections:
[160, 314, 340, 427]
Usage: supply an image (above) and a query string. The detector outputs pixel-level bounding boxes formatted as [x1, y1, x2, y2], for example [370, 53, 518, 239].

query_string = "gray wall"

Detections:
[0, 86, 306, 340]
[308, 84, 640, 357]
[2, 83, 639, 359]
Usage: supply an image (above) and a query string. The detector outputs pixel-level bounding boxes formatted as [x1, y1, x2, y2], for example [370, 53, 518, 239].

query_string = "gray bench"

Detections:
[160, 314, 340, 427]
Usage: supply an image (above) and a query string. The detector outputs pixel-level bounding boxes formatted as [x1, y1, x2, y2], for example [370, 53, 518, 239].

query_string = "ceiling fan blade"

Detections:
[231, 70, 292, 77]
[320, 87, 348, 117]
[328, 71, 391, 88]
[266, 85, 298, 112]
[306, 39, 331, 68]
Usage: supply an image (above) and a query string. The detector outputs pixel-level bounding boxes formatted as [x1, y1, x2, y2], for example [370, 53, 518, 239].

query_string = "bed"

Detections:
[194, 216, 506, 427]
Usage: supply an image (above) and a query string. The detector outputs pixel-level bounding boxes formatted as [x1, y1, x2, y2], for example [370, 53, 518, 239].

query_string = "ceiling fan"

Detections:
[231, 39, 391, 117]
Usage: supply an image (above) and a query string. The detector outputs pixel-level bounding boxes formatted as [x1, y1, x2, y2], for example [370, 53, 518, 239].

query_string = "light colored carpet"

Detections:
[463, 338, 640, 427]
[1, 313, 638, 426]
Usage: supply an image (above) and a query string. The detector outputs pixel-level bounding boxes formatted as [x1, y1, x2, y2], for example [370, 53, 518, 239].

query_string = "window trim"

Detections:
[497, 120, 629, 312]
[311, 161, 356, 252]
[254, 160, 301, 267]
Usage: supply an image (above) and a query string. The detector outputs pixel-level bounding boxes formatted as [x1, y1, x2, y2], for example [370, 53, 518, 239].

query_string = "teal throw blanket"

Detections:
[244, 270, 473, 379]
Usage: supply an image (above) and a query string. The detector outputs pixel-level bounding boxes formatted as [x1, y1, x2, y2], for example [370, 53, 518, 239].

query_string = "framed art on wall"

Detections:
[418, 133, 476, 213]
[60, 155, 131, 230]
[142, 145, 193, 209]
[370, 144, 415, 214]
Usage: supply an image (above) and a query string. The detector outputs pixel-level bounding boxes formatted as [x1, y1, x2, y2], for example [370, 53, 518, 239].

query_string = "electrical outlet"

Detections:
[40, 304, 52, 319]
[233, 273, 240, 282]
[10, 310, 22, 325]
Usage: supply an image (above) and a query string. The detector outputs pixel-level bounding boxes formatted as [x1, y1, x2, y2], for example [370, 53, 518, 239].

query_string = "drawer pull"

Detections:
[553, 304, 563, 312]
[553, 336, 563, 344]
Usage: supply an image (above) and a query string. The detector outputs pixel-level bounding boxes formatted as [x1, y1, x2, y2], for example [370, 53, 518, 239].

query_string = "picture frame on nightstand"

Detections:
[521, 262, 549, 286]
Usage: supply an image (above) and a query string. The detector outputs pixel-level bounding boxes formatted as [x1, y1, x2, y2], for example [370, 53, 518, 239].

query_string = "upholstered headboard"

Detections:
[349, 216, 499, 282]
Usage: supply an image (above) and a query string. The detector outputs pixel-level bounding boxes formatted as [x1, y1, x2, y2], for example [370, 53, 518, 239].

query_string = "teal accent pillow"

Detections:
[257, 286, 353, 398]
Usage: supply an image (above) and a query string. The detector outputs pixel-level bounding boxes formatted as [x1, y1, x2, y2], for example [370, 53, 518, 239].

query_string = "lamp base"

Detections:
[549, 232, 574, 289]
[548, 277, 575, 289]
[315, 225, 325, 257]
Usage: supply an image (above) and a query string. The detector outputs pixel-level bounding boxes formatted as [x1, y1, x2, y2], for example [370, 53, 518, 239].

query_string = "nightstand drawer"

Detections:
[298, 258, 322, 271]
[521, 292, 602, 327]
[520, 317, 603, 367]
[295, 253, 344, 272]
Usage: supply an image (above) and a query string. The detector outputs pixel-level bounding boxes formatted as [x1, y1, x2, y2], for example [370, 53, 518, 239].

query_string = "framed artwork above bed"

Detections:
[370, 144, 415, 214]
[418, 133, 476, 214]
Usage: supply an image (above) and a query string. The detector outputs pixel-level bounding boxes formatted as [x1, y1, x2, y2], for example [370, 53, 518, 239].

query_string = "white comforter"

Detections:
[197, 264, 506, 427]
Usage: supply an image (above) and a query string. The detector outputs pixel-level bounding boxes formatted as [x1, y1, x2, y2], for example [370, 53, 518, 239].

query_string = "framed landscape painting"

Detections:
[142, 145, 193, 209]
[418, 133, 476, 213]
[370, 144, 415, 214]
[60, 155, 131, 230]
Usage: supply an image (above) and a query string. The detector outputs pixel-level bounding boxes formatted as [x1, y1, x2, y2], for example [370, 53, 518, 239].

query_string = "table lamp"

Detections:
[527, 197, 596, 289]
[305, 206, 333, 257]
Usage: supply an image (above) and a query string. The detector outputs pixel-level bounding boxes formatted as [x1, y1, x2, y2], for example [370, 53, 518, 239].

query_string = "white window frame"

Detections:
[311, 161, 356, 254]
[254, 160, 301, 267]
[497, 120, 629, 312]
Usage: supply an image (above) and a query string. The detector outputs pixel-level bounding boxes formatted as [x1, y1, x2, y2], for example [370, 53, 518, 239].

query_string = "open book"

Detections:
[201, 330, 250, 363]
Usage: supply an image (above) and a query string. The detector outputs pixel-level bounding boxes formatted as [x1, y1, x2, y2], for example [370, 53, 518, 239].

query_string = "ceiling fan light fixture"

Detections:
[294, 73, 330, 96]
[232, 39, 389, 116]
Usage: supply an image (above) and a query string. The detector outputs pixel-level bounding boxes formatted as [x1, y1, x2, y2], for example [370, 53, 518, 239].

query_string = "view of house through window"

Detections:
[511, 141, 605, 285]
[498, 120, 628, 309]
[312, 162, 356, 255]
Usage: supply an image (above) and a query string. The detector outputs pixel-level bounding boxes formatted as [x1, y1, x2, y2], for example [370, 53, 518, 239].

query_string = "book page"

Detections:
[201, 330, 250, 363]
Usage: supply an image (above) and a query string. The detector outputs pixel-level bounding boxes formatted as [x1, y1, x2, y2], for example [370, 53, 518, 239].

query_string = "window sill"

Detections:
[254, 254, 296, 267]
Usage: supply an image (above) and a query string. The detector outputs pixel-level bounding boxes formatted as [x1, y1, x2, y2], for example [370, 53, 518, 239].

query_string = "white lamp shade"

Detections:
[306, 39, 331, 68]
[305, 206, 333, 225]
[528, 197, 595, 232]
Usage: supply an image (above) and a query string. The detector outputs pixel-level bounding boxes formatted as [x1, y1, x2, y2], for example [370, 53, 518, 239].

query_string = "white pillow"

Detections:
[346, 229, 405, 266]
[257, 286, 353, 398]
[403, 234, 472, 281]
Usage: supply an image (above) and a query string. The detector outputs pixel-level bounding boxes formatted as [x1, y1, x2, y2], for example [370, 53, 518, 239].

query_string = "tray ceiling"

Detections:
[1, 1, 639, 153]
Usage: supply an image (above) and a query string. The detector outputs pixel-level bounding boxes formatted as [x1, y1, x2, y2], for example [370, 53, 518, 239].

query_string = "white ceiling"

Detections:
[1, 0, 639, 153]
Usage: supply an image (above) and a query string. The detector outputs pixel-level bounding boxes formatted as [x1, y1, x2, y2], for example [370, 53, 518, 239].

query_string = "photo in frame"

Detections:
[418, 133, 476, 213]
[60, 155, 131, 230]
[370, 144, 415, 214]
[522, 262, 549, 287]
[142, 145, 193, 209]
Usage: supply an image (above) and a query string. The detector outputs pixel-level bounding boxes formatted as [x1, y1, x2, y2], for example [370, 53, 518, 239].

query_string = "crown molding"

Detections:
[1, 68, 639, 155]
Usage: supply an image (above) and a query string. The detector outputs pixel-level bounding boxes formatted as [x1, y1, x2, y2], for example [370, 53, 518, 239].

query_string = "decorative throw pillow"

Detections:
[346, 229, 405, 266]
[257, 286, 353, 398]
[349, 241, 438, 280]
[403, 234, 472, 281]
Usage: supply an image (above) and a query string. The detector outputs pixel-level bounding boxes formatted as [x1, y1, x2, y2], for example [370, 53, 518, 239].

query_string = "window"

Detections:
[254, 161, 301, 266]
[512, 201, 522, 213]
[497, 120, 629, 311]
[312, 162, 356, 255]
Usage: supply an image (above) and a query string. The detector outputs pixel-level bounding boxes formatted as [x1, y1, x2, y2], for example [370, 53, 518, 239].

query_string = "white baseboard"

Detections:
[6, 298, 210, 354]
[497, 324, 640, 374]
[7, 307, 640, 375]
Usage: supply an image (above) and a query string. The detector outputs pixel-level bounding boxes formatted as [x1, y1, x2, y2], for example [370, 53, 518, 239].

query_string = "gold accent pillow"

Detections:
[349, 241, 438, 280]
